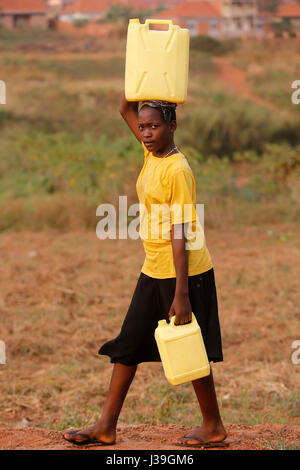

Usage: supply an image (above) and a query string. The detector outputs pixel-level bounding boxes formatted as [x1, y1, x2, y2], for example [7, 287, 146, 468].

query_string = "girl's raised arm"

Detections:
[119, 92, 141, 142]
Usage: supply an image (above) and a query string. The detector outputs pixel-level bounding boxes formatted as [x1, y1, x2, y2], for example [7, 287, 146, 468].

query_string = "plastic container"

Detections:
[154, 313, 210, 386]
[125, 18, 189, 103]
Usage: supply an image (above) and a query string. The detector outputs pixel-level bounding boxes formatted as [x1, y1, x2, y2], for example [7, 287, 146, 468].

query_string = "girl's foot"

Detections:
[174, 422, 227, 447]
[62, 422, 116, 445]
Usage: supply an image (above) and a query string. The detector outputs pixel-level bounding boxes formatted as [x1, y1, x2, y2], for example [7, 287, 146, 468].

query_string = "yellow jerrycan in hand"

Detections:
[155, 313, 210, 386]
[125, 18, 189, 103]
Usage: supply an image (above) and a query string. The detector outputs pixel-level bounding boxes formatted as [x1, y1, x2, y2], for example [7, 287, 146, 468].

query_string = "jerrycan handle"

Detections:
[170, 313, 195, 327]
[145, 19, 173, 30]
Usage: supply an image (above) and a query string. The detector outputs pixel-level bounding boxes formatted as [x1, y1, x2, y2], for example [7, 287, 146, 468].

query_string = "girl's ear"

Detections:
[169, 120, 177, 133]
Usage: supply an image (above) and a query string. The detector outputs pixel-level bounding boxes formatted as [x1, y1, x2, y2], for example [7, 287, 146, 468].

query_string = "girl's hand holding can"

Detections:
[168, 292, 193, 325]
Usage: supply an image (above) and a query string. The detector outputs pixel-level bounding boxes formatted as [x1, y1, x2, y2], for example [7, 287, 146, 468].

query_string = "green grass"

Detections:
[179, 99, 300, 156]
[0, 29, 59, 51]
[123, 380, 201, 426]
[53, 412, 86, 431]
[0, 30, 299, 231]
[247, 66, 300, 115]
[35, 57, 124, 80]
[0, 132, 299, 231]
[258, 439, 300, 450]
[220, 389, 299, 426]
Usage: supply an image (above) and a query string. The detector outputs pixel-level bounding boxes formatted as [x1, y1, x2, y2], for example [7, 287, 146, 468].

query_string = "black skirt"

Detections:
[98, 268, 223, 366]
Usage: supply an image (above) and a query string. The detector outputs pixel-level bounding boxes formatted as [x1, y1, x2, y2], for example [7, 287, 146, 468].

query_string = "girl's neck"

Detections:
[152, 142, 177, 158]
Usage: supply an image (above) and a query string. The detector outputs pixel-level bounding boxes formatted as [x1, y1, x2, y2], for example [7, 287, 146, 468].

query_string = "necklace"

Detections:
[141, 146, 178, 200]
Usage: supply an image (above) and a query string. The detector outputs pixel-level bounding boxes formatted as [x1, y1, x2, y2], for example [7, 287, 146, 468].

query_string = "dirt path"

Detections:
[213, 57, 278, 111]
[0, 227, 299, 451]
[0, 423, 299, 450]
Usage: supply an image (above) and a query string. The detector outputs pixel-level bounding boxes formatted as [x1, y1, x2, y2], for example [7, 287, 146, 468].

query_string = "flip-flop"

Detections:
[174, 435, 229, 449]
[62, 430, 115, 446]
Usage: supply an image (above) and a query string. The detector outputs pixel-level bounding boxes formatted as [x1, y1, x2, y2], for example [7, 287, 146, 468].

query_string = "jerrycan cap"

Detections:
[158, 319, 167, 327]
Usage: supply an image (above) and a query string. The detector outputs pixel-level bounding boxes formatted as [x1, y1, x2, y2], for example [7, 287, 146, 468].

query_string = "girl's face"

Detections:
[138, 106, 176, 155]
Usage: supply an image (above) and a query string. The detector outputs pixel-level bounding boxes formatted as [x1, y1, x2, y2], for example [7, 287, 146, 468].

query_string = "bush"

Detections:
[73, 19, 89, 28]
[0, 109, 14, 127]
[274, 30, 283, 38]
[177, 99, 300, 158]
[190, 35, 240, 55]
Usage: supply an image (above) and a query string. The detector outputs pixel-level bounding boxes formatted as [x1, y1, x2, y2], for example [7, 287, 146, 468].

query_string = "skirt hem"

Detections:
[98, 352, 223, 367]
[97, 268, 223, 368]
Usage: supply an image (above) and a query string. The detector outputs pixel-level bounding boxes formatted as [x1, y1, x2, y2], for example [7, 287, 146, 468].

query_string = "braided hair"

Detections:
[139, 100, 177, 123]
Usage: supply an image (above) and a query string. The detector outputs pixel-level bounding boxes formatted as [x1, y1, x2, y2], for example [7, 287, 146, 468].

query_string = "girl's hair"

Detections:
[139, 100, 177, 123]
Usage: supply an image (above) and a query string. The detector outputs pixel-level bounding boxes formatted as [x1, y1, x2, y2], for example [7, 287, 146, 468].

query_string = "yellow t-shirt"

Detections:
[136, 142, 213, 279]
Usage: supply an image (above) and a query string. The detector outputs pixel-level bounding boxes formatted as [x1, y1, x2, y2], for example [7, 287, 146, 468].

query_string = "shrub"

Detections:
[178, 99, 300, 158]
[190, 35, 240, 55]
[73, 19, 89, 28]
[0, 109, 14, 127]
[274, 30, 283, 38]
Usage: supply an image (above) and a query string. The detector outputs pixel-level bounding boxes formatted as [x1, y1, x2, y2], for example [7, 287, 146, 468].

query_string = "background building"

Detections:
[156, 0, 273, 38]
[0, 0, 48, 29]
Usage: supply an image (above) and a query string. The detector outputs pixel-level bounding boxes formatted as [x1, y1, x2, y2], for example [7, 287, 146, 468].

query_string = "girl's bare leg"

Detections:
[62, 363, 137, 444]
[174, 367, 227, 445]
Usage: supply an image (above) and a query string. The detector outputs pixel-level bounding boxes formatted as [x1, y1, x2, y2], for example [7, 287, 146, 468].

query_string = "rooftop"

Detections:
[155, 2, 224, 19]
[0, 0, 47, 12]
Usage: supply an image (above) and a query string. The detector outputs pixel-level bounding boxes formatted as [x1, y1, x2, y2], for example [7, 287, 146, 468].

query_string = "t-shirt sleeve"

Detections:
[169, 170, 197, 226]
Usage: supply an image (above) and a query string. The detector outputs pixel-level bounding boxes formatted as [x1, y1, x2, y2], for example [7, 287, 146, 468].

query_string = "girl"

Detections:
[62, 94, 228, 448]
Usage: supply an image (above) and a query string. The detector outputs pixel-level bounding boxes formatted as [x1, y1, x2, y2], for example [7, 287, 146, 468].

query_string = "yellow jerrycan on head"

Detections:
[155, 313, 210, 386]
[125, 18, 189, 103]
